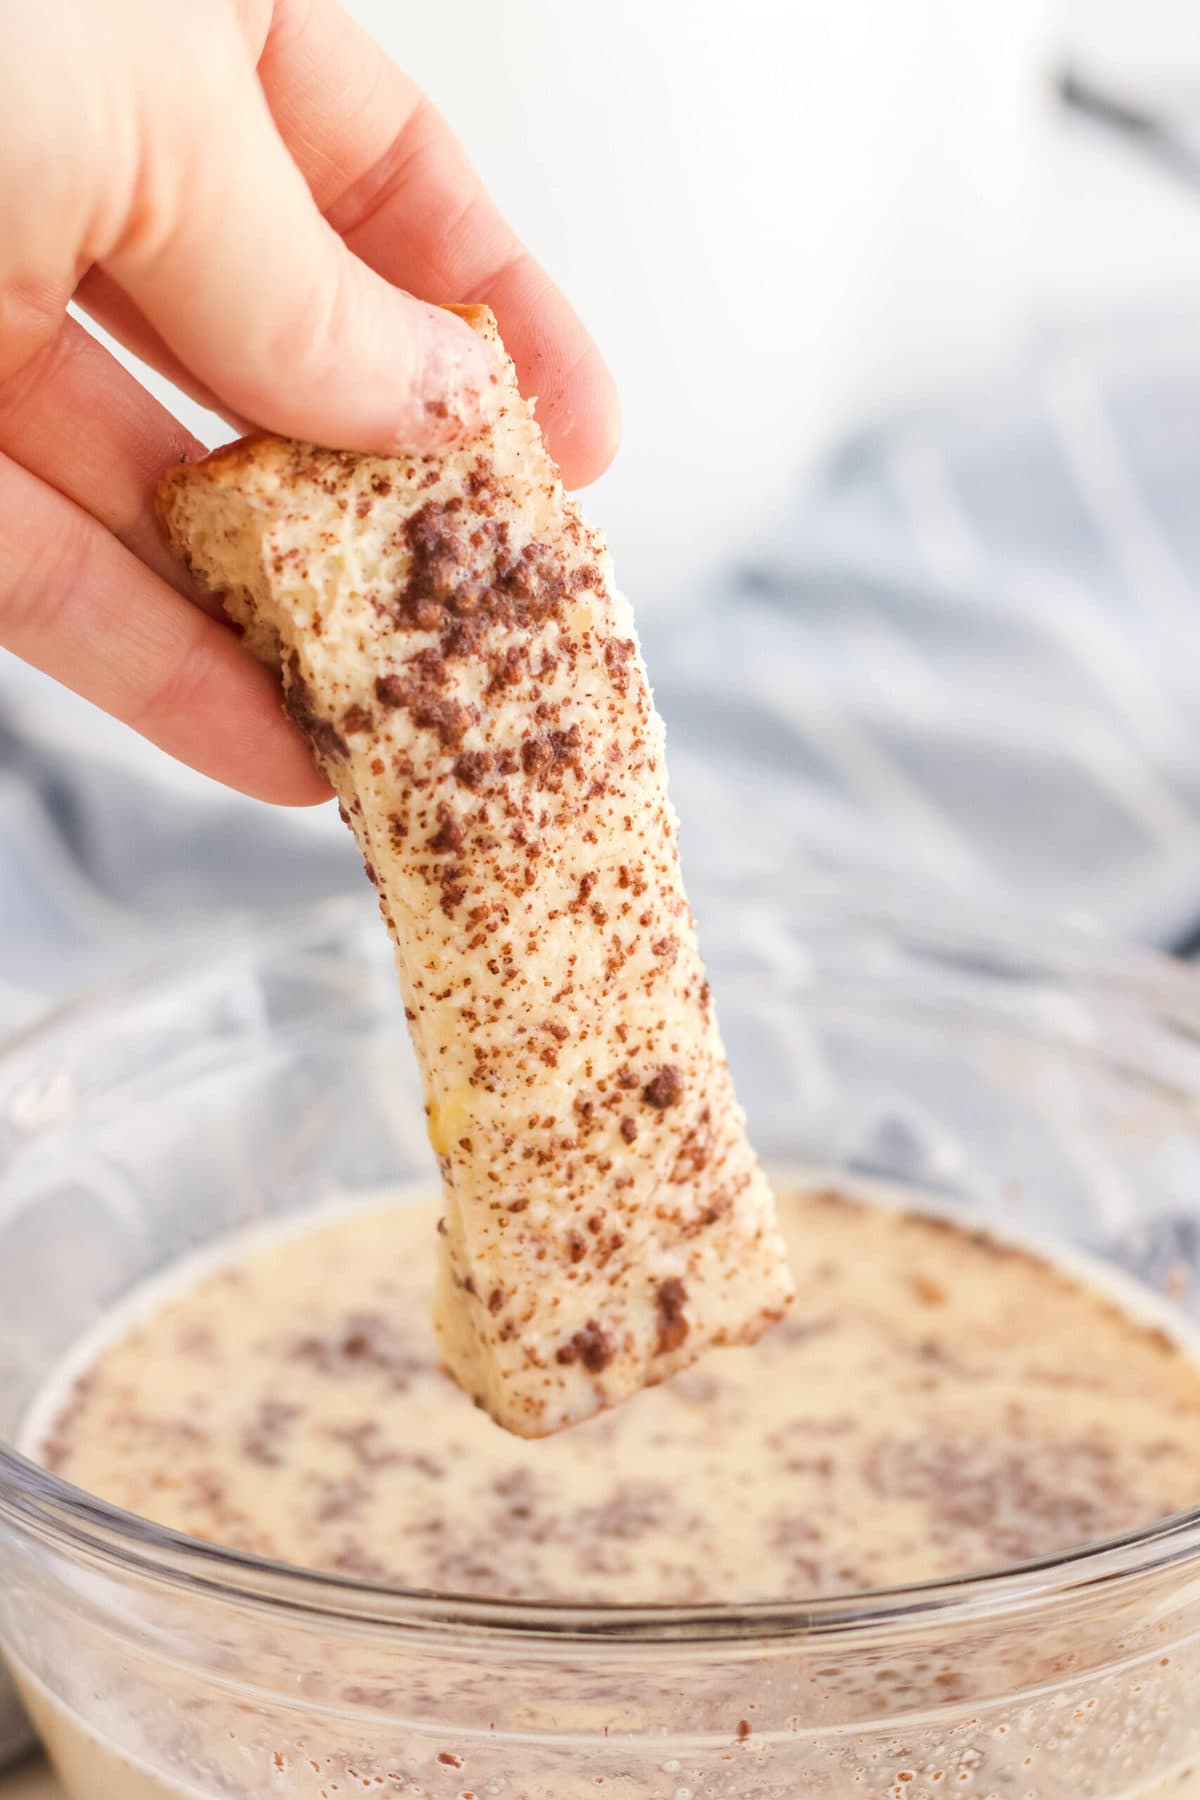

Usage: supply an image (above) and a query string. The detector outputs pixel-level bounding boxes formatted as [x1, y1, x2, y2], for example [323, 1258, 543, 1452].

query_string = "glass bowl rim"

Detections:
[3, 880, 1200, 1650]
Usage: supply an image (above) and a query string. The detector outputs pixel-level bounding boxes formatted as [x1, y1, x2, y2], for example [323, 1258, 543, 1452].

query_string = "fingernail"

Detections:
[416, 319, 501, 442]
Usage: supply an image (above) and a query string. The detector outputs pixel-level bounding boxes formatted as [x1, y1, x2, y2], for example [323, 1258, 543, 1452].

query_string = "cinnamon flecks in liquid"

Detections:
[38, 1190, 1200, 1604]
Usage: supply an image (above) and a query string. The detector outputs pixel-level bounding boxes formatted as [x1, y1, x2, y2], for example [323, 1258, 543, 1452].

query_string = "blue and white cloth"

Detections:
[659, 306, 1200, 953]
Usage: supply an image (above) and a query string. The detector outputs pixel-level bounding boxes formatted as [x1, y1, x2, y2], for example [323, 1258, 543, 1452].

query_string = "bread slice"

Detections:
[156, 305, 793, 1436]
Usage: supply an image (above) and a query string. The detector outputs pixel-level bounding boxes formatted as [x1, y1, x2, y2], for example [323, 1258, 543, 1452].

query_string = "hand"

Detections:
[0, 0, 619, 803]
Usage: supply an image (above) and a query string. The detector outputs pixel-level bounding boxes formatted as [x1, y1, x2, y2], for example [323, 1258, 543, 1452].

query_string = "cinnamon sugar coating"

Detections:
[156, 308, 793, 1434]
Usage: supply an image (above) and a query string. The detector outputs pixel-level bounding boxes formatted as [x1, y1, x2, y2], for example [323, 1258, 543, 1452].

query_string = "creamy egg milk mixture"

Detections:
[14, 1182, 1200, 1800]
[32, 1186, 1200, 1606]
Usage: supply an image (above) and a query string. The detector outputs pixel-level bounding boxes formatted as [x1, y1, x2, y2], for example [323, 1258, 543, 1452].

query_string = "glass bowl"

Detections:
[2, 881, 1200, 1800]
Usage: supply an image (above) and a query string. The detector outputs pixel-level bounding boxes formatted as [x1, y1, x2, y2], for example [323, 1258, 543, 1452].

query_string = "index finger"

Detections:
[252, 0, 620, 489]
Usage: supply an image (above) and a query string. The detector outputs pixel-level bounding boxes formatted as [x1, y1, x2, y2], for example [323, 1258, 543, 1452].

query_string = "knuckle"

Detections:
[0, 491, 92, 650]
[0, 281, 68, 392]
[255, 252, 365, 396]
[0, 313, 80, 429]
[131, 616, 222, 737]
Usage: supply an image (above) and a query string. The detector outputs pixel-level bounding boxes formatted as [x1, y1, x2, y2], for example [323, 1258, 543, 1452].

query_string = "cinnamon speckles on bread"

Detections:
[156, 304, 794, 1436]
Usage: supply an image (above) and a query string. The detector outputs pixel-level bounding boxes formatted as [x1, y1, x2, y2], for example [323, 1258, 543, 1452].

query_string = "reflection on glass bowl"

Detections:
[2, 881, 1200, 1797]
